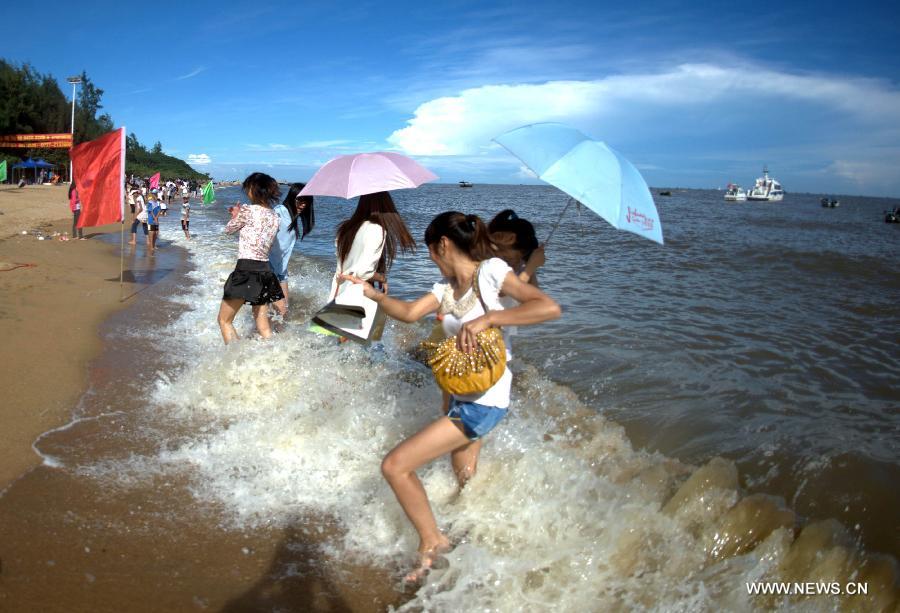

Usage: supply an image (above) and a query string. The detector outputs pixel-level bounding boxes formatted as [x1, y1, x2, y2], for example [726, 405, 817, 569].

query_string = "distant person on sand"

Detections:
[268, 182, 315, 317]
[129, 187, 148, 245]
[146, 190, 162, 253]
[68, 181, 84, 239]
[180, 195, 191, 239]
[159, 186, 169, 217]
[216, 173, 284, 344]
[340, 211, 561, 582]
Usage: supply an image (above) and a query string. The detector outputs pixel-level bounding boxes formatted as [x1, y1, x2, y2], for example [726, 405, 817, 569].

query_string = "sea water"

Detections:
[75, 185, 899, 609]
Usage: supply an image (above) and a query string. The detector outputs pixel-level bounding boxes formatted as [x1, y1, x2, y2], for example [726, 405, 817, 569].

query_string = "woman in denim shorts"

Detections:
[341, 210, 561, 582]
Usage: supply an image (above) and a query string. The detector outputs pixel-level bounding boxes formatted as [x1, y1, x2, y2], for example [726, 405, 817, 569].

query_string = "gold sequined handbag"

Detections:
[421, 264, 507, 395]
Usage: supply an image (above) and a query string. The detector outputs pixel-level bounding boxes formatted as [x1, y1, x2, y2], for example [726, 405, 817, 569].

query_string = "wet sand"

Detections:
[0, 184, 134, 489]
[0, 188, 411, 610]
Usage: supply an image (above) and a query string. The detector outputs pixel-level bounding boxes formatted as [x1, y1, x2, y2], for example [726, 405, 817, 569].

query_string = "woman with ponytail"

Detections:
[488, 208, 545, 286]
[269, 182, 315, 316]
[341, 211, 561, 581]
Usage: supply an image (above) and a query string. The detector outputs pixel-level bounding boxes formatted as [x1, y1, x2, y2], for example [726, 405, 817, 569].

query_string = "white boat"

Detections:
[747, 166, 784, 201]
[724, 183, 746, 201]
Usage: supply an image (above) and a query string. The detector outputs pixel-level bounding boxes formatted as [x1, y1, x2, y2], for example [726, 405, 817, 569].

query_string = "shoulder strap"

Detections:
[472, 261, 490, 314]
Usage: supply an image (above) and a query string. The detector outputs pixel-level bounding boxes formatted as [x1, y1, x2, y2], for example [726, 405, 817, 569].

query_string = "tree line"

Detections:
[0, 59, 209, 181]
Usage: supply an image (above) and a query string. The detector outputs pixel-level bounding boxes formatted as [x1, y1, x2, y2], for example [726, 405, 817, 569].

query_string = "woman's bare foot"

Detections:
[404, 537, 452, 583]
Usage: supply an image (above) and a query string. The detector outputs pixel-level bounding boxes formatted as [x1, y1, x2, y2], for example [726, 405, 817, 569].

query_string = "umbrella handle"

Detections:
[544, 198, 576, 245]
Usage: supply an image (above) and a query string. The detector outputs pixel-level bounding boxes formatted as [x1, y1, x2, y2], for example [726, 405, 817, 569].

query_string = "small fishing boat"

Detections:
[658, 190, 672, 196]
[724, 184, 747, 201]
[886, 207, 900, 223]
[820, 197, 840, 208]
[458, 181, 473, 188]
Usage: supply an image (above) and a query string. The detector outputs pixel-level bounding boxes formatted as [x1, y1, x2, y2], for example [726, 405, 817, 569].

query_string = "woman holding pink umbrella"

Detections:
[330, 191, 415, 300]
[300, 152, 435, 339]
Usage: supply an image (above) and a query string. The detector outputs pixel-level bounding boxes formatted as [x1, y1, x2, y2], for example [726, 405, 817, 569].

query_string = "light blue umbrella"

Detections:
[494, 122, 663, 245]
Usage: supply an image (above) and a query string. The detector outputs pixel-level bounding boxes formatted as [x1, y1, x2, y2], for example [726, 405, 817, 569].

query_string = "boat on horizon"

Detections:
[821, 197, 840, 208]
[724, 183, 747, 202]
[747, 166, 784, 201]
[458, 181, 473, 188]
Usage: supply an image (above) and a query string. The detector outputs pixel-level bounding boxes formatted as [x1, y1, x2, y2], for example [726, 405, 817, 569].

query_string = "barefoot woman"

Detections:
[343, 211, 561, 579]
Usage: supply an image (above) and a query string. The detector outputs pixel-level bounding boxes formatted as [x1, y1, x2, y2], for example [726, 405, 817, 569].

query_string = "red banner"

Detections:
[0, 133, 73, 148]
[71, 128, 125, 228]
[149, 172, 160, 189]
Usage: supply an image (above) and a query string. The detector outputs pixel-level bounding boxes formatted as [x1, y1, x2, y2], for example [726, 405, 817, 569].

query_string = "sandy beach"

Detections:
[0, 184, 134, 489]
[0, 185, 408, 611]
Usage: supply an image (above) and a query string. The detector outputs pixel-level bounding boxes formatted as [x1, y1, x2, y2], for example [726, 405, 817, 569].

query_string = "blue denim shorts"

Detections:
[447, 399, 508, 441]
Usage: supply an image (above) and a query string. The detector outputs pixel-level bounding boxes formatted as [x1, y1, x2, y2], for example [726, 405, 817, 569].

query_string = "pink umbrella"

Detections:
[299, 152, 438, 198]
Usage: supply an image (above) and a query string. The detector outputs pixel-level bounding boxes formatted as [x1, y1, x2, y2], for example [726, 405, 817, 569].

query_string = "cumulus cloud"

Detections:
[187, 153, 211, 166]
[387, 63, 900, 157]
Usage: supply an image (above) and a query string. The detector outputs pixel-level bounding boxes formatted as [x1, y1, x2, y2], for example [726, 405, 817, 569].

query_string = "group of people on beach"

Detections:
[217, 172, 560, 581]
[125, 177, 199, 251]
[66, 175, 201, 249]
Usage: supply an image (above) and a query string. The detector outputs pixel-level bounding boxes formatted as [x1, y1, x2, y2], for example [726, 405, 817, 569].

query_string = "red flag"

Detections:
[149, 172, 160, 189]
[70, 128, 125, 228]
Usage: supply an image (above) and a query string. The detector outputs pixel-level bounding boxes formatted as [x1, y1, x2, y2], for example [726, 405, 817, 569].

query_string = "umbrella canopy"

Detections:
[34, 158, 56, 168]
[12, 158, 38, 169]
[299, 151, 438, 199]
[494, 123, 663, 245]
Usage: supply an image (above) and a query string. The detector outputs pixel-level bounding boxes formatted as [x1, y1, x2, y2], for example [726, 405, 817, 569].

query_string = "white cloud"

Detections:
[176, 67, 207, 80]
[516, 165, 537, 179]
[387, 63, 900, 157]
[187, 153, 211, 166]
[300, 139, 353, 148]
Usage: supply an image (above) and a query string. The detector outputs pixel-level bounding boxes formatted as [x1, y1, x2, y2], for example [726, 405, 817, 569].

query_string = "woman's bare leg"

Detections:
[272, 281, 289, 317]
[381, 417, 471, 578]
[451, 439, 484, 487]
[217, 298, 244, 344]
[440, 393, 484, 487]
[252, 304, 273, 338]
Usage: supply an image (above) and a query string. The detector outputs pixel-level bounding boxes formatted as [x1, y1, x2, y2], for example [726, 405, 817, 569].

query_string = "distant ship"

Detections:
[724, 183, 747, 202]
[458, 181, 473, 188]
[747, 166, 784, 201]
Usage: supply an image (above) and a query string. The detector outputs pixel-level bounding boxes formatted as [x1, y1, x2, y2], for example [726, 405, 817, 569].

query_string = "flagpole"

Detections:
[119, 127, 127, 302]
[119, 218, 125, 301]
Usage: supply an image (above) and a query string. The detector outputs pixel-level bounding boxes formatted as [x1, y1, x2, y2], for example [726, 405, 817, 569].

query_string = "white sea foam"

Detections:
[77, 212, 894, 611]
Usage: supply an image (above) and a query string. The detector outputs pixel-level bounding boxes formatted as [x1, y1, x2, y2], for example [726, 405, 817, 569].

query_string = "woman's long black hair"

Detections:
[336, 191, 416, 273]
[283, 183, 315, 240]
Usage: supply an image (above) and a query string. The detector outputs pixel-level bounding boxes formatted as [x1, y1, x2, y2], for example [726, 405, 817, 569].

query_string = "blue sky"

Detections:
[5, 0, 900, 195]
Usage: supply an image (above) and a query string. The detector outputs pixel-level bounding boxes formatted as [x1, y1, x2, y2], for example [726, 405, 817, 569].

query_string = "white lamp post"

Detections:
[66, 75, 82, 183]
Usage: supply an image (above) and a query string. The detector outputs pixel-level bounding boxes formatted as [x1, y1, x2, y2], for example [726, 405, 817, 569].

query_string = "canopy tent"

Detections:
[11, 157, 57, 183]
[12, 157, 38, 168]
